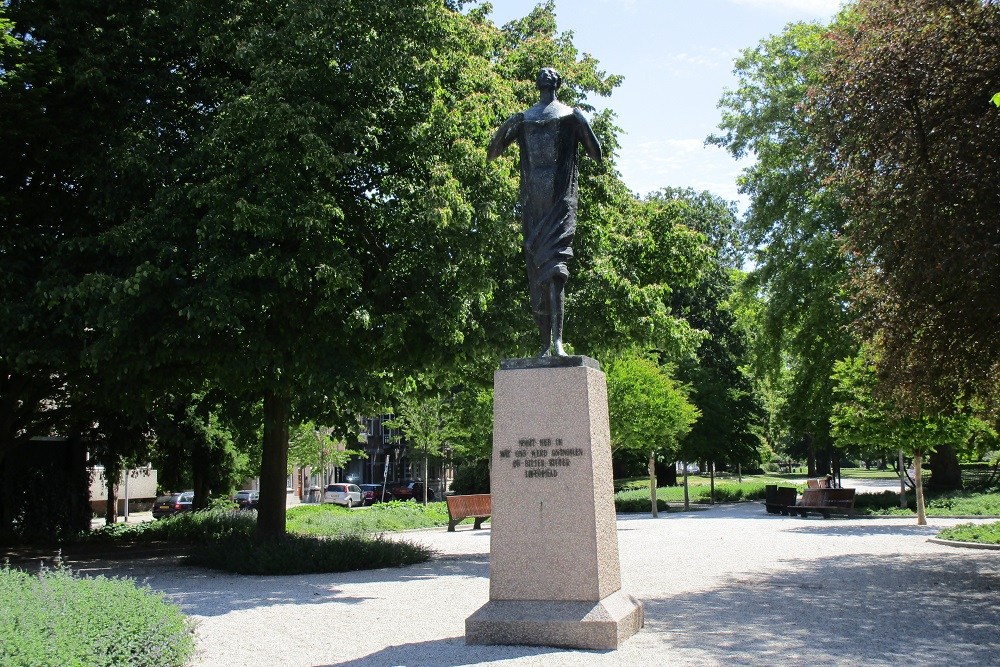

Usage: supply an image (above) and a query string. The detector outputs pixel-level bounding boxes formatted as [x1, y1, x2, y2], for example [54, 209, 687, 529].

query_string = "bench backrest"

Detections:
[446, 493, 492, 516]
[800, 487, 855, 508]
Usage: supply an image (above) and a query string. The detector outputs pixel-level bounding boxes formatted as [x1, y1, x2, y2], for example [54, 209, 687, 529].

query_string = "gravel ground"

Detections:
[69, 501, 999, 667]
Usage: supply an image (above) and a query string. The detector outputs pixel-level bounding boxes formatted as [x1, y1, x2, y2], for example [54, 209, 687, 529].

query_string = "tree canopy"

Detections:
[816, 0, 1000, 411]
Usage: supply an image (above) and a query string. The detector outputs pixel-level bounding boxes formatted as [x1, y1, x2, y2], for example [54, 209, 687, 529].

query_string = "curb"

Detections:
[927, 537, 1000, 550]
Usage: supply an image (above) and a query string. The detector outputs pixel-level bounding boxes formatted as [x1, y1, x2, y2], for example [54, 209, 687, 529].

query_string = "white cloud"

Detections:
[726, 0, 842, 17]
[616, 138, 752, 211]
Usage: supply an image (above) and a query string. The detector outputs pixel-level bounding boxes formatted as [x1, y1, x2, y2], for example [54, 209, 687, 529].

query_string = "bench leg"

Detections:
[473, 517, 485, 530]
[448, 520, 458, 532]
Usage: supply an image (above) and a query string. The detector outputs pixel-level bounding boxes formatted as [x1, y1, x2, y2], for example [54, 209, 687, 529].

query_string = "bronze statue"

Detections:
[488, 67, 602, 357]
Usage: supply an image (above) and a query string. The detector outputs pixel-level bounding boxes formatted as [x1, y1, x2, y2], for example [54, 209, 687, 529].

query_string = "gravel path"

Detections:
[73, 502, 999, 666]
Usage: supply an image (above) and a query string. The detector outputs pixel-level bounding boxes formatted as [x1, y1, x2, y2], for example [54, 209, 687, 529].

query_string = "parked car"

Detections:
[685, 463, 700, 474]
[324, 483, 362, 508]
[152, 491, 194, 519]
[359, 484, 391, 505]
[233, 490, 259, 510]
[389, 481, 435, 502]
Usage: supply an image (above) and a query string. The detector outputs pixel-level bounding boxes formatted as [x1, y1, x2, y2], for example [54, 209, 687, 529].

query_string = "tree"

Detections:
[606, 352, 699, 516]
[656, 188, 765, 478]
[816, 0, 1000, 412]
[386, 393, 461, 505]
[711, 21, 855, 476]
[831, 352, 982, 524]
[288, 422, 365, 487]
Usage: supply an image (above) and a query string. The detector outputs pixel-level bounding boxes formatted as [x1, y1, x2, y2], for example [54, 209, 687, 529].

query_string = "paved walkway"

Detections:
[70, 501, 1000, 666]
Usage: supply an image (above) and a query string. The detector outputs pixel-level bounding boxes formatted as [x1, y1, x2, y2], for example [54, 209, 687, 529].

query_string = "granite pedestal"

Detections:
[465, 356, 644, 649]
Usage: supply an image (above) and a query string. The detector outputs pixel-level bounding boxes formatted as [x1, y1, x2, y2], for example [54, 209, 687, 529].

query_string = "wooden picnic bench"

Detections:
[794, 487, 856, 518]
[445, 494, 491, 532]
[764, 485, 798, 515]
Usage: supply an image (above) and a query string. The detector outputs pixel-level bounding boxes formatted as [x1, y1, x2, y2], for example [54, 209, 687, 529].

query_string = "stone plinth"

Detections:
[465, 357, 643, 649]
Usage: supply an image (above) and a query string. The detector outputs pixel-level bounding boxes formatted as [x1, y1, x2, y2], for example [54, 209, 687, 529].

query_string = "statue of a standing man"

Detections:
[488, 67, 602, 357]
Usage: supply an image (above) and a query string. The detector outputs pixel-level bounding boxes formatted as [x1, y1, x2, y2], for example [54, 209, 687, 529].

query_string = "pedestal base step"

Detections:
[465, 590, 644, 650]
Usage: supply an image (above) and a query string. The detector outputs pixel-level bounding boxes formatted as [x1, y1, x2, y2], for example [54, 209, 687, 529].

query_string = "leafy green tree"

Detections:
[816, 0, 1000, 414]
[606, 352, 699, 516]
[386, 393, 462, 505]
[656, 189, 765, 478]
[288, 422, 365, 487]
[154, 393, 248, 509]
[831, 352, 983, 524]
[711, 21, 855, 476]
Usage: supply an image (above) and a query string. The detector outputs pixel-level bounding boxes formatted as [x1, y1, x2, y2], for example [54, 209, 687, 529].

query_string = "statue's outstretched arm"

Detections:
[573, 108, 603, 163]
[487, 113, 524, 161]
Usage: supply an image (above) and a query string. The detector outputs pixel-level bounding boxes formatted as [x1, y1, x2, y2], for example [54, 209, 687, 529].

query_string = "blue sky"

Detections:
[485, 0, 842, 207]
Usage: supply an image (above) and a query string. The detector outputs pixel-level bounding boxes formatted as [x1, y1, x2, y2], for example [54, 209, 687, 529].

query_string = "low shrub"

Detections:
[187, 533, 433, 575]
[0, 563, 194, 667]
[86, 507, 256, 544]
[615, 495, 670, 513]
[937, 521, 1000, 544]
[854, 490, 1000, 516]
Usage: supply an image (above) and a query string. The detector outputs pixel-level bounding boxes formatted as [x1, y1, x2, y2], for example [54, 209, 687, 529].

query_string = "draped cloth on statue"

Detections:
[487, 66, 601, 357]
[491, 109, 591, 328]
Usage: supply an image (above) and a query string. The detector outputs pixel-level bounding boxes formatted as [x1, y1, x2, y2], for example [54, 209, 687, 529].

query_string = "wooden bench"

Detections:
[794, 488, 856, 518]
[445, 494, 491, 532]
[764, 485, 798, 515]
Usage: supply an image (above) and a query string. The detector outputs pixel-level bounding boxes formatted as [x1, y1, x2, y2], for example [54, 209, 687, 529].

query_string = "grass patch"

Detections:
[615, 481, 768, 508]
[0, 563, 194, 667]
[937, 521, 1000, 544]
[187, 533, 432, 575]
[286, 501, 453, 536]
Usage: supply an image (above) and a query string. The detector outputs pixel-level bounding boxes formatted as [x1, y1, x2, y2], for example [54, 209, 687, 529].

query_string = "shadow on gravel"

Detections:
[87, 554, 492, 618]
[642, 552, 1000, 666]
[785, 523, 941, 538]
[316, 637, 577, 667]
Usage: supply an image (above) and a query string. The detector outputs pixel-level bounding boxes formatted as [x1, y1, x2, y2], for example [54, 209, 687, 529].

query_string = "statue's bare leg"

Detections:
[537, 290, 552, 357]
[550, 280, 566, 356]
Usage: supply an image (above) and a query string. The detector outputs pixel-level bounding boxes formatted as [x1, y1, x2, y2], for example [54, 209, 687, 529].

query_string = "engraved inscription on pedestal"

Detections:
[466, 359, 643, 648]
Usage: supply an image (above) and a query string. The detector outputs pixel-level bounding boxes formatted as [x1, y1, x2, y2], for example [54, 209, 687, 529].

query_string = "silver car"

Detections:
[323, 483, 362, 508]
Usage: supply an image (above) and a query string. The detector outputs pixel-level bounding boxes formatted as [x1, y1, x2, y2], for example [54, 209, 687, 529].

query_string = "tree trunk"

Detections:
[709, 461, 716, 505]
[648, 451, 657, 518]
[806, 434, 817, 477]
[914, 451, 926, 525]
[927, 444, 963, 492]
[898, 449, 907, 509]
[682, 462, 690, 511]
[256, 388, 290, 540]
[422, 450, 429, 505]
[0, 450, 14, 542]
[191, 436, 211, 510]
[105, 475, 117, 526]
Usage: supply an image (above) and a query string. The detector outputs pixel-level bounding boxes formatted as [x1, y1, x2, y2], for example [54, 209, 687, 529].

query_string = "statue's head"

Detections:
[536, 67, 562, 92]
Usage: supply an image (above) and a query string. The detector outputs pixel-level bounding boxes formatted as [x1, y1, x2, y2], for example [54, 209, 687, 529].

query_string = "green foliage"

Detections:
[606, 352, 699, 460]
[854, 490, 1000, 516]
[187, 533, 432, 575]
[0, 564, 194, 667]
[831, 351, 984, 458]
[450, 459, 490, 495]
[615, 481, 767, 506]
[937, 522, 1000, 545]
[286, 501, 453, 535]
[711, 20, 854, 474]
[816, 0, 1000, 410]
[615, 495, 670, 513]
[288, 422, 365, 480]
[86, 508, 256, 544]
